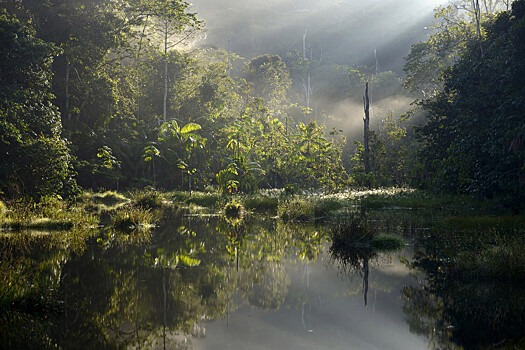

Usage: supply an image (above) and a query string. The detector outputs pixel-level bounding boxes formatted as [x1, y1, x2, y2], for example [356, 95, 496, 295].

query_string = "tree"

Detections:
[363, 82, 371, 178]
[0, 10, 77, 199]
[404, 0, 515, 98]
[133, 0, 202, 123]
[157, 120, 206, 191]
[244, 54, 292, 106]
[415, 0, 525, 210]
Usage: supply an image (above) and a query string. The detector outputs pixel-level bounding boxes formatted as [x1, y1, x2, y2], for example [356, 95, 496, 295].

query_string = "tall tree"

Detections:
[416, 0, 525, 210]
[134, 0, 202, 123]
[0, 10, 77, 199]
[404, 0, 515, 98]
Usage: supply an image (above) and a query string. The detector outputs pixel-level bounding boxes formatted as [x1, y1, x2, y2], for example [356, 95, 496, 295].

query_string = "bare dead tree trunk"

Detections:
[135, 13, 150, 122]
[303, 29, 307, 60]
[374, 49, 379, 75]
[65, 60, 71, 122]
[303, 74, 312, 108]
[472, 0, 484, 55]
[163, 57, 168, 123]
[363, 82, 371, 176]
[163, 21, 169, 124]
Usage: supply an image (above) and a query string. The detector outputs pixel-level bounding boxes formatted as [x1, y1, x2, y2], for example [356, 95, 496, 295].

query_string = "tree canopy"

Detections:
[1, 0, 523, 213]
[413, 0, 525, 210]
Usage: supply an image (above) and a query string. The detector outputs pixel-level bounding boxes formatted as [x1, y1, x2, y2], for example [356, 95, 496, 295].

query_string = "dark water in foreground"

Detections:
[1, 209, 525, 349]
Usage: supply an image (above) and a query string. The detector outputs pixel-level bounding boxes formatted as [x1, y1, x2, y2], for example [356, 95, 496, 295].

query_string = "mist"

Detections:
[192, 0, 447, 72]
[190, 0, 448, 150]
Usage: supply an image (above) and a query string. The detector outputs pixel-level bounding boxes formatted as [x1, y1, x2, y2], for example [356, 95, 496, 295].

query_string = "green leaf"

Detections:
[179, 254, 201, 267]
[181, 122, 202, 134]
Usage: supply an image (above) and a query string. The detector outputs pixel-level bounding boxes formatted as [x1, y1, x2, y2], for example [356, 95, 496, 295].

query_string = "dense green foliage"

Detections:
[0, 0, 352, 200]
[0, 10, 77, 199]
[414, 0, 525, 210]
[1, 0, 523, 215]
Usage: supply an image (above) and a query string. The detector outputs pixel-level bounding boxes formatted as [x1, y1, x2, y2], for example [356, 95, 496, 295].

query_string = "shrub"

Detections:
[278, 198, 315, 222]
[129, 190, 164, 209]
[224, 200, 244, 218]
[111, 206, 154, 232]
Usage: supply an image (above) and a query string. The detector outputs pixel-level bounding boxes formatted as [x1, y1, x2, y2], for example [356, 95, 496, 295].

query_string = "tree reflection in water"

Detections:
[404, 223, 525, 349]
[10, 209, 509, 349]
[328, 215, 404, 307]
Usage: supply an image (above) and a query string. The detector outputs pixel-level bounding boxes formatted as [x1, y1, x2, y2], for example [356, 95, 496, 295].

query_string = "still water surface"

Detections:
[192, 245, 426, 350]
[2, 208, 524, 349]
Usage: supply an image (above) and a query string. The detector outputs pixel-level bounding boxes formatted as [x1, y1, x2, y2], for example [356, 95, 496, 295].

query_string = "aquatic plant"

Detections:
[111, 206, 154, 232]
[188, 191, 223, 208]
[167, 190, 222, 209]
[370, 234, 405, 251]
[278, 195, 353, 222]
[277, 198, 315, 222]
[224, 199, 244, 218]
[0, 201, 6, 219]
[91, 190, 130, 207]
[329, 216, 404, 256]
[0, 198, 98, 231]
[129, 189, 164, 209]
[243, 195, 278, 212]
[313, 198, 347, 220]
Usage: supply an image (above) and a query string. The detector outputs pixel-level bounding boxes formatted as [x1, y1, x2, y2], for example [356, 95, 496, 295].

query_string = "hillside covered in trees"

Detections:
[0, 0, 523, 211]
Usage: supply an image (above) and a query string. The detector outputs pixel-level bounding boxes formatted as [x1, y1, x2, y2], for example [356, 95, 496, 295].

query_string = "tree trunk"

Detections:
[163, 21, 169, 124]
[472, 0, 484, 55]
[163, 58, 168, 123]
[65, 61, 71, 122]
[363, 81, 371, 176]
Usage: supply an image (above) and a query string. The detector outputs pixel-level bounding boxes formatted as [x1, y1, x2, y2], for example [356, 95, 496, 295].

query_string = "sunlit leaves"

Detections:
[180, 122, 201, 134]
[142, 144, 160, 162]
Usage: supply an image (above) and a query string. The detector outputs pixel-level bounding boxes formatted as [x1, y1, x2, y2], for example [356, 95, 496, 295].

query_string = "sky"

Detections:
[191, 0, 449, 71]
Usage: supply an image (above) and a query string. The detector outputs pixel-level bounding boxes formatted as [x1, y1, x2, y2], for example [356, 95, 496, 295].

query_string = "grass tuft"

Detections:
[92, 191, 130, 206]
[129, 189, 164, 209]
[111, 206, 155, 232]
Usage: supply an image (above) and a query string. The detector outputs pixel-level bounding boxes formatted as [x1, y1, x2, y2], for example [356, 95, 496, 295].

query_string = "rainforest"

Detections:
[1, 0, 524, 349]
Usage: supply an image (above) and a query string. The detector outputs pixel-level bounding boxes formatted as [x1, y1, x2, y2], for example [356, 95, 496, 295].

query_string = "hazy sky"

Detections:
[192, 0, 449, 71]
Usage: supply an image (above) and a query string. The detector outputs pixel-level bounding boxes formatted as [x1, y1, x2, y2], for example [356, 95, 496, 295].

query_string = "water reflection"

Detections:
[403, 223, 525, 349]
[0, 212, 425, 349]
[5, 209, 522, 349]
[328, 214, 405, 307]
